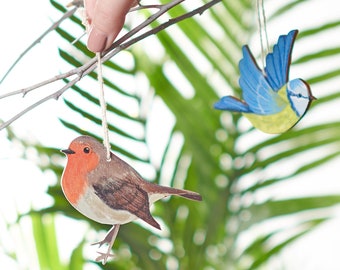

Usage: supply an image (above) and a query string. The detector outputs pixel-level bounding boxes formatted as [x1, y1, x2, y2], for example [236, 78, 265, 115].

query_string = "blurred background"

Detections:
[1, 0, 340, 269]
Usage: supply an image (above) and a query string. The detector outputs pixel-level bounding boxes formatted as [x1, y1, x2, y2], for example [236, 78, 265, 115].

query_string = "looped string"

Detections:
[256, 0, 269, 71]
[96, 52, 111, 161]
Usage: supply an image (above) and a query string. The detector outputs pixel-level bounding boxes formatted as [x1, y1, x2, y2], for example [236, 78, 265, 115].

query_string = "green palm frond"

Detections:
[25, 0, 340, 269]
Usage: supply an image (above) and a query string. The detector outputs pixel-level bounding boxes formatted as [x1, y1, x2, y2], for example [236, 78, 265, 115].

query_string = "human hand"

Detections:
[84, 0, 137, 52]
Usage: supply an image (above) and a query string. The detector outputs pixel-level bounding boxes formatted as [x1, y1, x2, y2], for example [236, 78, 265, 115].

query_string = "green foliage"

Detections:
[19, 0, 340, 269]
[31, 214, 66, 270]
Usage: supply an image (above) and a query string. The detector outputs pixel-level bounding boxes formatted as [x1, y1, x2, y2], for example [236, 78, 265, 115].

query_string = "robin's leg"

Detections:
[92, 224, 120, 264]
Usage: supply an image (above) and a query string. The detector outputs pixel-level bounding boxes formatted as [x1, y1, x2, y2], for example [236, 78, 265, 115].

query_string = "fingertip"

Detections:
[85, 0, 133, 52]
[87, 28, 109, 52]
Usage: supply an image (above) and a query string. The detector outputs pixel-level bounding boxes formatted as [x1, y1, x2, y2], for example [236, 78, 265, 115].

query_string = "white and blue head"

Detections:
[287, 79, 315, 117]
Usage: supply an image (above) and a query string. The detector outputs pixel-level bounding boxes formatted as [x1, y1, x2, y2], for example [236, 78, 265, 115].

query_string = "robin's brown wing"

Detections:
[92, 177, 161, 230]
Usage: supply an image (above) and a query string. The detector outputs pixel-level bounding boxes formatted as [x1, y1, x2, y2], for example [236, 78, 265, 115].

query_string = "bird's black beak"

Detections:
[61, 148, 75, 155]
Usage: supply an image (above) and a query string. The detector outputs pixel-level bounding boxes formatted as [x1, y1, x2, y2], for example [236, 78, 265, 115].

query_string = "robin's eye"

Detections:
[83, 147, 90, 154]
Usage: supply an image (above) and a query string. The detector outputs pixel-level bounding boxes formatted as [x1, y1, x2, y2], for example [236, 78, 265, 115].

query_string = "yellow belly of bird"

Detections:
[243, 105, 299, 134]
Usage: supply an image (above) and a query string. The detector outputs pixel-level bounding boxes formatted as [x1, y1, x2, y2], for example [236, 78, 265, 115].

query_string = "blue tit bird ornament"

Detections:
[214, 30, 315, 134]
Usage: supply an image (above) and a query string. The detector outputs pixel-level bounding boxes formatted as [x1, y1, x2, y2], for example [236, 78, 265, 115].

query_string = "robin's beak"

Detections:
[61, 148, 75, 155]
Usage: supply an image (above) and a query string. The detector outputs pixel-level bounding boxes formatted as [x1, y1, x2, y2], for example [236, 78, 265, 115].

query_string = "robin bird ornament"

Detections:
[214, 30, 316, 134]
[61, 135, 202, 264]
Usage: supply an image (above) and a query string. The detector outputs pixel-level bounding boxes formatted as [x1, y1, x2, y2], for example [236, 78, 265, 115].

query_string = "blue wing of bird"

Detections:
[214, 96, 251, 112]
[264, 30, 298, 91]
[239, 46, 283, 115]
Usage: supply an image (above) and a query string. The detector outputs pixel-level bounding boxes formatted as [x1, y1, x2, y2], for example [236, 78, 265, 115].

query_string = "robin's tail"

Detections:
[171, 188, 202, 201]
[137, 184, 201, 230]
[147, 183, 202, 202]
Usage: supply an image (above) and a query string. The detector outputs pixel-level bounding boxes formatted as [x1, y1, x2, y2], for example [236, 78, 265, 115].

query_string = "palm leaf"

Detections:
[25, 0, 340, 269]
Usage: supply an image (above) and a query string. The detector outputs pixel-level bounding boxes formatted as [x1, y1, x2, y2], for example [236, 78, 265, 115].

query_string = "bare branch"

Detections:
[0, 0, 222, 130]
[0, 7, 78, 85]
[0, 68, 79, 99]
[0, 76, 81, 129]
[0, 0, 184, 100]
[130, 4, 162, 12]
[106, 0, 222, 60]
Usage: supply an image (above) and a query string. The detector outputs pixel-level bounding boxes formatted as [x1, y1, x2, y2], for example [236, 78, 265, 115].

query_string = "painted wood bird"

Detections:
[214, 30, 315, 134]
[61, 135, 202, 264]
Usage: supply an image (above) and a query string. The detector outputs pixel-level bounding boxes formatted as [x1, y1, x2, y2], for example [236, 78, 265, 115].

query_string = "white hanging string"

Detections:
[96, 52, 111, 161]
[256, 0, 269, 71]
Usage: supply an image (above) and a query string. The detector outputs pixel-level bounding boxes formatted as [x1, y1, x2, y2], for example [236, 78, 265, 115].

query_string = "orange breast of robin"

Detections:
[61, 160, 89, 205]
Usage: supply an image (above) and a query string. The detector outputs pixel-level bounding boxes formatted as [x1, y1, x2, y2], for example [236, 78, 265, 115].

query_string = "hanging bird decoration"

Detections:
[61, 135, 202, 264]
[214, 30, 315, 134]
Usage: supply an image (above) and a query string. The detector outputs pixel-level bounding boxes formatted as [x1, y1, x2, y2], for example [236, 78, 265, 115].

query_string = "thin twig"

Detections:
[0, 0, 222, 130]
[130, 4, 162, 12]
[0, 68, 79, 99]
[0, 76, 81, 128]
[104, 0, 221, 62]
[0, 0, 184, 100]
[0, 7, 78, 85]
[104, 0, 185, 53]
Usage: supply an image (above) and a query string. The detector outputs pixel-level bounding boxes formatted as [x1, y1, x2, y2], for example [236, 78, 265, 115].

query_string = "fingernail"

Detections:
[87, 28, 108, 52]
